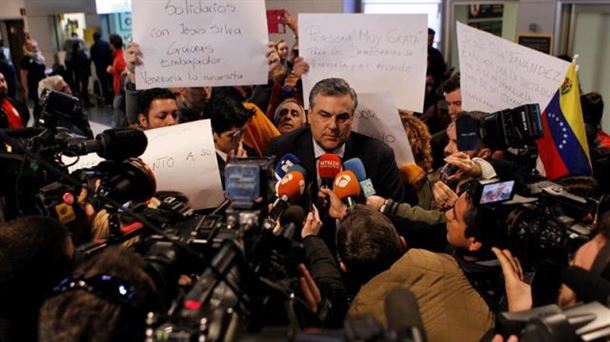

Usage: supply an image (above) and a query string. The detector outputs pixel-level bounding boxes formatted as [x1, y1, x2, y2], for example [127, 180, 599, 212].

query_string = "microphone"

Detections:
[64, 128, 148, 162]
[385, 288, 427, 342]
[318, 153, 342, 188]
[276, 205, 306, 239]
[274, 153, 301, 181]
[344, 158, 376, 197]
[263, 170, 306, 230]
[562, 266, 610, 305]
[333, 170, 360, 211]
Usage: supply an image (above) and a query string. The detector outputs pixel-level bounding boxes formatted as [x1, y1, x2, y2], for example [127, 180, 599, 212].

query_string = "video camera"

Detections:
[464, 178, 599, 269]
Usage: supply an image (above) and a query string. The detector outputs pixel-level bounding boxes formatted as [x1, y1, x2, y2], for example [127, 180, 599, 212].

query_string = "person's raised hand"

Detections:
[444, 152, 482, 182]
[125, 42, 144, 83]
[433, 181, 458, 209]
[266, 42, 281, 78]
[301, 204, 322, 239]
[280, 9, 298, 35]
[492, 247, 532, 312]
[290, 56, 309, 78]
[319, 188, 348, 220]
[366, 195, 387, 211]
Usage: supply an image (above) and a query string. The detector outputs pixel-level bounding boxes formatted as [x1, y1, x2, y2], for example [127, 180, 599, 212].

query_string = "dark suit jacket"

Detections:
[266, 128, 417, 251]
[266, 127, 412, 204]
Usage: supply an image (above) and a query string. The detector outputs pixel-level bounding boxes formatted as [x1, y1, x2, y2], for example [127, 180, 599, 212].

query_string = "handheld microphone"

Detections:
[385, 288, 427, 342]
[64, 128, 148, 162]
[276, 205, 306, 238]
[274, 153, 301, 181]
[318, 153, 342, 188]
[344, 158, 376, 197]
[333, 170, 360, 211]
[263, 170, 306, 230]
[562, 266, 610, 306]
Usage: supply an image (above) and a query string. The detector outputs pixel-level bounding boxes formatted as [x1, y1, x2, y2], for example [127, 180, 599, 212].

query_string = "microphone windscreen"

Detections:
[281, 205, 306, 227]
[97, 128, 148, 161]
[562, 266, 610, 304]
[318, 153, 342, 180]
[275, 153, 301, 180]
[385, 288, 426, 341]
[344, 158, 367, 181]
[333, 170, 360, 200]
[277, 170, 305, 201]
[287, 164, 308, 179]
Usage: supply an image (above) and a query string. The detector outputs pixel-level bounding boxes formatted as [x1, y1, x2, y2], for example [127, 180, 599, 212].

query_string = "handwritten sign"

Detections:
[353, 92, 414, 166]
[457, 22, 570, 112]
[132, 0, 268, 89]
[67, 120, 225, 209]
[299, 14, 427, 111]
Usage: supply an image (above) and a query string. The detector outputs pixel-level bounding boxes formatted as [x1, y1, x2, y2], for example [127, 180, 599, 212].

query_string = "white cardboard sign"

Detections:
[299, 14, 427, 112]
[457, 22, 570, 112]
[353, 92, 414, 166]
[67, 120, 225, 210]
[132, 0, 268, 89]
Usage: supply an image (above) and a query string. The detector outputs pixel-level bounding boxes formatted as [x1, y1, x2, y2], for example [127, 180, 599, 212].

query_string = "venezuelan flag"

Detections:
[537, 63, 591, 180]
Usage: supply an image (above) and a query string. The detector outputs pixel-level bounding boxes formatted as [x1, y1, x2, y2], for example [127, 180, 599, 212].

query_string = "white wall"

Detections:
[0, 0, 26, 19]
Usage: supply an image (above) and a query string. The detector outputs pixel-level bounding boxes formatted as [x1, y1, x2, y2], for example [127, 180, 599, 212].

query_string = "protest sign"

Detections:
[132, 0, 268, 89]
[457, 22, 570, 112]
[67, 120, 225, 209]
[299, 14, 427, 111]
[353, 92, 414, 166]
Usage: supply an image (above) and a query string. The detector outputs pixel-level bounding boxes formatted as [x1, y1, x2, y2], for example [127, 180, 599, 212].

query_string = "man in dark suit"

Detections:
[266, 78, 416, 248]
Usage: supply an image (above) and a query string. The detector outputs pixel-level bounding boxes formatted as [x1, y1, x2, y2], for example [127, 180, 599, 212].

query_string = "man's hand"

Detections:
[444, 152, 482, 182]
[298, 263, 321, 313]
[266, 42, 281, 78]
[279, 9, 298, 35]
[433, 181, 458, 209]
[366, 195, 387, 211]
[301, 205, 322, 239]
[319, 188, 348, 220]
[492, 247, 532, 312]
[125, 42, 144, 83]
[290, 57, 310, 78]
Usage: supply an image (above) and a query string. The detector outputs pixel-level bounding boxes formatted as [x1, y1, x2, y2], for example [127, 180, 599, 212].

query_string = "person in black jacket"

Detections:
[90, 32, 114, 106]
[266, 78, 415, 253]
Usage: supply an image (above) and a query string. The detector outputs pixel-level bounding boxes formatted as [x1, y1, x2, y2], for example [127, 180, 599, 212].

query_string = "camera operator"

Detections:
[0, 216, 75, 342]
[336, 204, 494, 341]
[493, 211, 610, 313]
[39, 246, 161, 342]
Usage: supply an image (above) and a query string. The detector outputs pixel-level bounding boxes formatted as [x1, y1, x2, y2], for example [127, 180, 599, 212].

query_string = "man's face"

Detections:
[214, 125, 245, 154]
[0, 73, 7, 97]
[445, 88, 462, 121]
[185, 87, 212, 110]
[308, 94, 354, 151]
[139, 98, 179, 130]
[276, 101, 304, 134]
[54, 79, 72, 95]
[445, 194, 475, 249]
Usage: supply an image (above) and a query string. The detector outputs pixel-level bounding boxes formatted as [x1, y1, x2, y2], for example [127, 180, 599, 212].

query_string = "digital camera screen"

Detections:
[480, 180, 515, 204]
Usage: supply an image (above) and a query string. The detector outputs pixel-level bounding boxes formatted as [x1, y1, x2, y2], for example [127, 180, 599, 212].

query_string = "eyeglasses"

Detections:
[52, 273, 135, 306]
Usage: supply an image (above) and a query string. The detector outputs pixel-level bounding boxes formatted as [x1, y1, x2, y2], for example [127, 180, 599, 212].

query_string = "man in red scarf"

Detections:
[0, 72, 29, 128]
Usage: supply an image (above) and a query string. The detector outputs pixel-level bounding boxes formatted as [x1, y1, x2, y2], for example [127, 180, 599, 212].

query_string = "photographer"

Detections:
[39, 246, 161, 342]
[494, 211, 610, 313]
[0, 217, 75, 342]
[338, 205, 494, 341]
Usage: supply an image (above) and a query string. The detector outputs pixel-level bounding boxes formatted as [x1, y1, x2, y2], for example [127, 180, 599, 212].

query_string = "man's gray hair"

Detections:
[309, 78, 358, 111]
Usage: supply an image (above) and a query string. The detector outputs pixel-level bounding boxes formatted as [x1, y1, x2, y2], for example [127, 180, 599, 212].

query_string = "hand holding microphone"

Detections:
[333, 170, 361, 212]
[263, 169, 306, 230]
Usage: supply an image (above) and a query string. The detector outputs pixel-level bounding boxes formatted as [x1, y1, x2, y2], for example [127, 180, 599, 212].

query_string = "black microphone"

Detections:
[385, 288, 427, 342]
[278, 205, 306, 239]
[562, 266, 610, 305]
[64, 128, 148, 161]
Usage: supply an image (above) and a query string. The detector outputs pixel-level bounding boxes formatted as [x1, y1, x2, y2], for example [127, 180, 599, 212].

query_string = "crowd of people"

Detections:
[1, 7, 610, 342]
